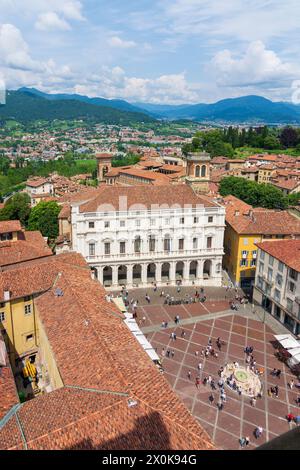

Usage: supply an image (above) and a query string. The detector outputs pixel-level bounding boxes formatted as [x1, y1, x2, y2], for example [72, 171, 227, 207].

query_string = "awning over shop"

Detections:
[274, 334, 300, 350]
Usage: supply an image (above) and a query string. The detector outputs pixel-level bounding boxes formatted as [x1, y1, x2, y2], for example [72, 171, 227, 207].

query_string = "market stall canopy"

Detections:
[274, 334, 300, 350]
[287, 347, 300, 367]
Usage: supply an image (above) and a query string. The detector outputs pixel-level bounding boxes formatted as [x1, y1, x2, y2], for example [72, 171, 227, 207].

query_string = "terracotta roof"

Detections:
[211, 157, 228, 164]
[79, 185, 217, 213]
[57, 187, 98, 204]
[271, 179, 300, 191]
[139, 161, 163, 168]
[118, 168, 171, 185]
[0, 220, 22, 234]
[160, 164, 184, 173]
[0, 253, 87, 301]
[248, 155, 278, 162]
[0, 231, 52, 268]
[223, 195, 300, 235]
[0, 333, 19, 420]
[0, 256, 214, 450]
[256, 239, 300, 272]
[58, 204, 71, 220]
[26, 178, 49, 188]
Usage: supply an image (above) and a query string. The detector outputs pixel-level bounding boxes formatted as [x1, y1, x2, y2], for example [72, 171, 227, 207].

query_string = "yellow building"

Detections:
[222, 195, 300, 289]
[257, 165, 276, 184]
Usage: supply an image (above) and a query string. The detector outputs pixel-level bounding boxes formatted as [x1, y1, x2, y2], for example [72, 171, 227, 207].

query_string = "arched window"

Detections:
[201, 165, 206, 177]
[195, 165, 200, 177]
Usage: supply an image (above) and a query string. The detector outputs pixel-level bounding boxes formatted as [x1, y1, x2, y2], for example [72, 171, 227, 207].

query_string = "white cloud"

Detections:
[107, 36, 137, 49]
[35, 12, 71, 31]
[211, 40, 300, 88]
[0, 24, 44, 72]
[73, 69, 198, 104]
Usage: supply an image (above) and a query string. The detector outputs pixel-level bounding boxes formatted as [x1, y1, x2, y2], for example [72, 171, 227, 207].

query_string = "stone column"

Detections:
[170, 261, 176, 285]
[98, 266, 104, 285]
[156, 263, 162, 285]
[112, 265, 118, 287]
[197, 260, 204, 283]
[141, 264, 148, 286]
[183, 261, 190, 285]
[127, 265, 133, 288]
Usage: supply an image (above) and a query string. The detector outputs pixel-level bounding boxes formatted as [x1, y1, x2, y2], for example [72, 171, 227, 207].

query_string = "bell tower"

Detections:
[185, 151, 211, 193]
[96, 153, 113, 184]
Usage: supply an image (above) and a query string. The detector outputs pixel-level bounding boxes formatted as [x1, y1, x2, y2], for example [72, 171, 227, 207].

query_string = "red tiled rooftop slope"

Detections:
[223, 195, 300, 235]
[0, 220, 22, 235]
[80, 185, 217, 212]
[0, 252, 88, 301]
[0, 254, 214, 450]
[0, 231, 52, 268]
[256, 239, 300, 272]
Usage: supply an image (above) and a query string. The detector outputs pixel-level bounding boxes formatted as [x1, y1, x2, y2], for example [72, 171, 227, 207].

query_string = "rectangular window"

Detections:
[289, 281, 296, 294]
[120, 220, 125, 227]
[260, 251, 265, 260]
[24, 305, 32, 315]
[269, 255, 274, 266]
[274, 289, 281, 303]
[287, 298, 293, 312]
[252, 250, 257, 258]
[150, 219, 156, 226]
[180, 217, 184, 225]
[104, 243, 110, 255]
[149, 236, 155, 252]
[89, 222, 95, 229]
[267, 268, 273, 282]
[164, 238, 171, 252]
[208, 216, 214, 223]
[164, 218, 170, 225]
[104, 221, 110, 228]
[179, 239, 184, 251]
[207, 237, 212, 249]
[120, 242, 126, 254]
[135, 219, 141, 227]
[194, 217, 199, 224]
[243, 238, 248, 246]
[240, 259, 248, 267]
[241, 250, 248, 258]
[193, 238, 198, 249]
[0, 312, 5, 322]
[289, 269, 298, 281]
[276, 273, 283, 287]
[134, 238, 141, 253]
[89, 243, 95, 256]
[259, 262, 264, 274]
[26, 334, 33, 342]
[278, 261, 284, 272]
[0, 302, 4, 309]
[257, 276, 263, 289]
[251, 259, 256, 267]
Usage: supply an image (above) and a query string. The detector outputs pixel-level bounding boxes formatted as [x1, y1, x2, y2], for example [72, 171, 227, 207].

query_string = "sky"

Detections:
[0, 0, 300, 104]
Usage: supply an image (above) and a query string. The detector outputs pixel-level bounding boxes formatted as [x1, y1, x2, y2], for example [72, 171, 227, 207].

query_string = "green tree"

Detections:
[0, 193, 31, 226]
[263, 135, 281, 150]
[28, 201, 60, 239]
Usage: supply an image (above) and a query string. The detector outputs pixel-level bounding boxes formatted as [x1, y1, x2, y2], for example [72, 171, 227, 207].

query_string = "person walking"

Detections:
[171, 350, 175, 358]
[208, 394, 214, 404]
[198, 363, 202, 372]
[187, 370, 192, 380]
[166, 350, 170, 358]
[288, 380, 295, 390]
[251, 397, 257, 407]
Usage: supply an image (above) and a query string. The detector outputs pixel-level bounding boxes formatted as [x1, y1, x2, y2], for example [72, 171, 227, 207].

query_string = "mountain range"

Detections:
[134, 96, 300, 123]
[1, 88, 300, 124]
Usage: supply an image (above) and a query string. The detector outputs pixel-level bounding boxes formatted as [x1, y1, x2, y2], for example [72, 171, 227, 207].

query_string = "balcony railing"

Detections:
[86, 247, 224, 262]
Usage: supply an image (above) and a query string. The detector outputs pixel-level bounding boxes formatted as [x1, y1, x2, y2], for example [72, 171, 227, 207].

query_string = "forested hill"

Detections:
[0, 90, 154, 124]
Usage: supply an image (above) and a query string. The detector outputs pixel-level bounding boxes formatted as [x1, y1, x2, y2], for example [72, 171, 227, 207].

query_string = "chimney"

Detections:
[4, 290, 10, 301]
[248, 209, 253, 218]
[235, 210, 240, 216]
